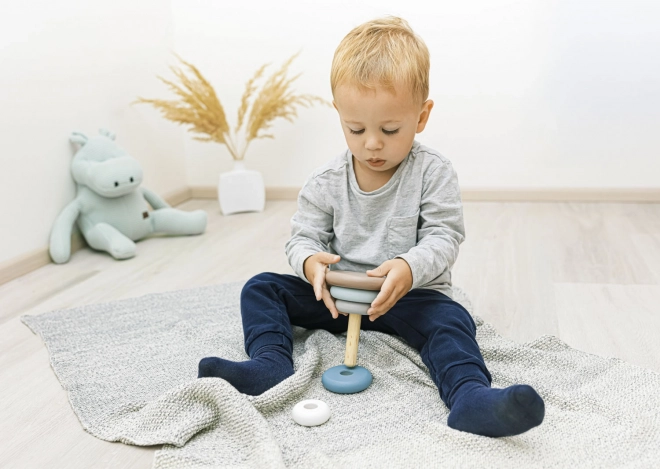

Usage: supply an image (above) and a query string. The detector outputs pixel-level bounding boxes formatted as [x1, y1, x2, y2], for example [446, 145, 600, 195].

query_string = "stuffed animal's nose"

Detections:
[114, 182, 119, 187]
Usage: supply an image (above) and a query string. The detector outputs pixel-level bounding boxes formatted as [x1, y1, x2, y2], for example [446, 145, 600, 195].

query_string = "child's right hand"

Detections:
[303, 252, 343, 319]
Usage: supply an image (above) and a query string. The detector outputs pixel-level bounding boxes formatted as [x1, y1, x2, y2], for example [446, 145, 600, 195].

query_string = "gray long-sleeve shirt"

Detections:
[284, 140, 465, 299]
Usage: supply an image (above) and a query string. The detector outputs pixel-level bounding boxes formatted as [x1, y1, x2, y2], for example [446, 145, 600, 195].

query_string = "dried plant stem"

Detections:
[225, 133, 240, 161]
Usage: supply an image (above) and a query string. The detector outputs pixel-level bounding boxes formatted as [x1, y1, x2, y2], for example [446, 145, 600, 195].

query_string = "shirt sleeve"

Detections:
[285, 178, 335, 283]
[395, 162, 465, 289]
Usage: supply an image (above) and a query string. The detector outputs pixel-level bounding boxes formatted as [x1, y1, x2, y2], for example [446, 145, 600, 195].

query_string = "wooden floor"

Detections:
[1, 199, 659, 468]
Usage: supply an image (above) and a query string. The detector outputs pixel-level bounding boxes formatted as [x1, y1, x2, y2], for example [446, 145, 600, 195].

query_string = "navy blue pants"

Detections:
[240, 272, 492, 408]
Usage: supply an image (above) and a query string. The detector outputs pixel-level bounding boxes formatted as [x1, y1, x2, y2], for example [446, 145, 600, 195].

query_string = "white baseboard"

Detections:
[0, 248, 51, 286]
[164, 187, 193, 206]
[191, 185, 660, 202]
[460, 187, 660, 202]
[191, 186, 301, 200]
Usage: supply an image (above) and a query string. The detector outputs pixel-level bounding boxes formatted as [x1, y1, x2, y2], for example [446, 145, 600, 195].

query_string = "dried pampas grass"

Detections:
[135, 53, 328, 161]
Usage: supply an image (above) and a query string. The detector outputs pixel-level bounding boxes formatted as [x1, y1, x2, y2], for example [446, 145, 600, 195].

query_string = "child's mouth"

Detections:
[367, 159, 385, 167]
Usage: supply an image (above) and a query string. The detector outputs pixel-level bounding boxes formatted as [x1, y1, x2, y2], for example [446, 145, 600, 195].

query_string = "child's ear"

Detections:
[416, 99, 434, 133]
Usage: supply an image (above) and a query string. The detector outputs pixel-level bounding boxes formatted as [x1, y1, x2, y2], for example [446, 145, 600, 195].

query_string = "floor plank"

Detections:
[553, 283, 660, 371]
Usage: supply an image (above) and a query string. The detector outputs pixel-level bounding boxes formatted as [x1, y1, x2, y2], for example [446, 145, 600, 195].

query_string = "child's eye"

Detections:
[383, 128, 399, 135]
[349, 128, 365, 135]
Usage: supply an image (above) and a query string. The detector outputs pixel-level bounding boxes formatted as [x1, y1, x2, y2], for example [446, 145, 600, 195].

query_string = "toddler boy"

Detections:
[199, 16, 545, 438]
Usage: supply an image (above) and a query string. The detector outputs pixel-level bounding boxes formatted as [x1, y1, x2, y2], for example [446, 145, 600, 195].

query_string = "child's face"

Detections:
[333, 83, 433, 177]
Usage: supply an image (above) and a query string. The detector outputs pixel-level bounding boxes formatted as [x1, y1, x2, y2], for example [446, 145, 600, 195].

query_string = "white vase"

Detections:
[218, 160, 265, 215]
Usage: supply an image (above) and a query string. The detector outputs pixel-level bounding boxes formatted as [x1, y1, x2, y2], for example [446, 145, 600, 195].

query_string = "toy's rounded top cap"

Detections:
[325, 270, 385, 291]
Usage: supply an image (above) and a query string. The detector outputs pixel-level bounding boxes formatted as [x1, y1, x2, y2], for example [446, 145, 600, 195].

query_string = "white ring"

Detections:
[291, 399, 331, 427]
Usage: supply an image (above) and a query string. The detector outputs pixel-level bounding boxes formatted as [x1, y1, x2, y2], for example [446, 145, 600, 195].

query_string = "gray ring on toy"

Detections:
[330, 286, 379, 304]
[334, 299, 370, 315]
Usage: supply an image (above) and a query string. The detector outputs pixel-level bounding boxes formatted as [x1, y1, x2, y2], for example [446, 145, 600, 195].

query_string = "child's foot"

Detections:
[447, 382, 545, 437]
[198, 345, 294, 396]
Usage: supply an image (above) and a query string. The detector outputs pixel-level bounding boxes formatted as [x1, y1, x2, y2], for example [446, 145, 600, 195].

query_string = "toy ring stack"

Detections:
[321, 270, 385, 394]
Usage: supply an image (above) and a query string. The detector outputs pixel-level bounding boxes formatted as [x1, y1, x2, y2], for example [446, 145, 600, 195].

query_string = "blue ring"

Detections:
[322, 365, 373, 394]
[330, 286, 379, 304]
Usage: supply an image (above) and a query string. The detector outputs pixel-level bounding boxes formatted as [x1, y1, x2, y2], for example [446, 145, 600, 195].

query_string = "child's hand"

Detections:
[365, 258, 413, 321]
[303, 252, 344, 319]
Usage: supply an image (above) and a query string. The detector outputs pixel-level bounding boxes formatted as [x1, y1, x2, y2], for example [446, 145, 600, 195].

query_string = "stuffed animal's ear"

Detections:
[70, 131, 88, 146]
[99, 128, 116, 140]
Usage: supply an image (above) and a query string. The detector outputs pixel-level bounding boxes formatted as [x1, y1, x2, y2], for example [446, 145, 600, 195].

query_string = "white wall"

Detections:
[2, 1, 659, 266]
[0, 0, 189, 264]
[171, 0, 660, 189]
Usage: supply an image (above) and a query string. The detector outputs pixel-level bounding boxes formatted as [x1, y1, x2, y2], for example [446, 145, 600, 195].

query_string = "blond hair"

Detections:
[331, 16, 430, 104]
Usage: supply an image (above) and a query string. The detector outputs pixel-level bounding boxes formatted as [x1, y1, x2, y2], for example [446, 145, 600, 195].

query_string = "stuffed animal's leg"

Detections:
[83, 223, 136, 259]
[150, 209, 207, 235]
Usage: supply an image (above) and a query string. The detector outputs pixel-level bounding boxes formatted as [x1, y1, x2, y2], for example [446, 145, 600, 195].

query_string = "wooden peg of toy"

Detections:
[325, 270, 385, 369]
[344, 313, 361, 368]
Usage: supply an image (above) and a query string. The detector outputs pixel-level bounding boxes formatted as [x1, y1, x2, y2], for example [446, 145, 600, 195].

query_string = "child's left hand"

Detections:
[365, 258, 413, 321]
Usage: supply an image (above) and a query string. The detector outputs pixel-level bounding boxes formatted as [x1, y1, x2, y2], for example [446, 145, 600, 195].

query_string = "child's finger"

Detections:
[321, 291, 339, 319]
[314, 263, 330, 300]
[314, 276, 323, 301]
[369, 290, 398, 316]
[370, 286, 392, 310]
[369, 310, 385, 322]
[370, 301, 393, 320]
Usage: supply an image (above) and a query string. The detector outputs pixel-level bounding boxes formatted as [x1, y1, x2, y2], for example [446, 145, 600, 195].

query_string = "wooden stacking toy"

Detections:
[321, 270, 385, 394]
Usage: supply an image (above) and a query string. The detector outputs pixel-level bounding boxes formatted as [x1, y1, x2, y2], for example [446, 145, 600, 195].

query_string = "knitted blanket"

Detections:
[22, 282, 660, 468]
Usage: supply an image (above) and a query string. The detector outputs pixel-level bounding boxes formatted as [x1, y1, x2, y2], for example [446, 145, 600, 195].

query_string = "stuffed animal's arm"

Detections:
[141, 187, 171, 210]
[49, 199, 81, 264]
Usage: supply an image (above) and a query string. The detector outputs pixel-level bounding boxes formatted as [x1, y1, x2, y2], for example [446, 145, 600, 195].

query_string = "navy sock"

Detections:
[197, 345, 294, 396]
[447, 381, 545, 437]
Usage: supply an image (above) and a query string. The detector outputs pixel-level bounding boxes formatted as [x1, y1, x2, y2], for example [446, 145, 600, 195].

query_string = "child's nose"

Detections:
[364, 134, 383, 151]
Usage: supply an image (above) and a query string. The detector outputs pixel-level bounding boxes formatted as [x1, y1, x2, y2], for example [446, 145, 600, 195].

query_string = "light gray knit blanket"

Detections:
[22, 282, 660, 468]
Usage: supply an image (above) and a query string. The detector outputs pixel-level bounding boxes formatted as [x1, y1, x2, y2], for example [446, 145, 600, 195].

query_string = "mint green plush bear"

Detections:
[49, 129, 207, 263]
